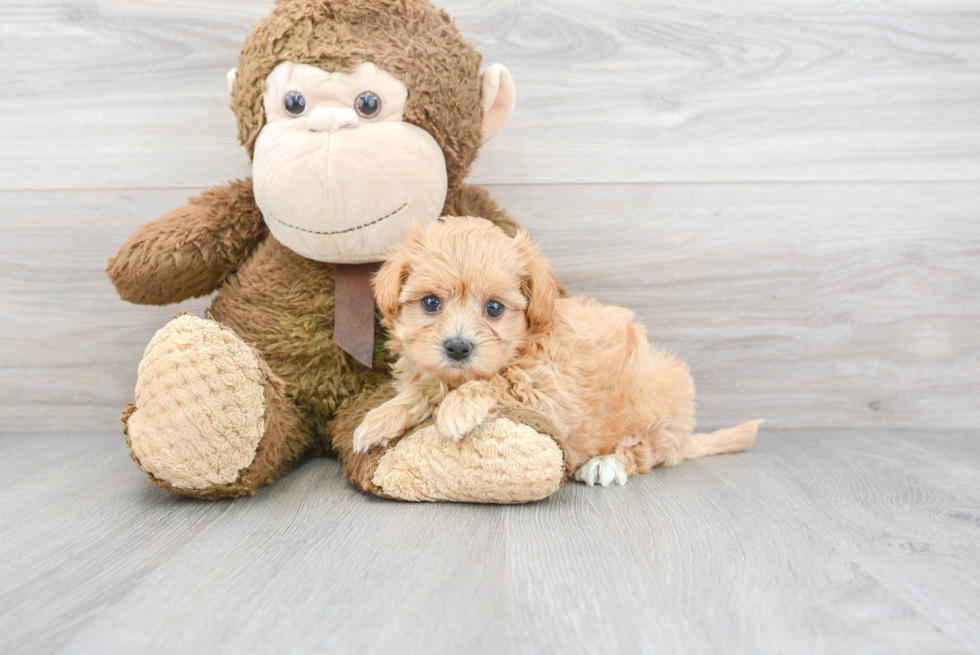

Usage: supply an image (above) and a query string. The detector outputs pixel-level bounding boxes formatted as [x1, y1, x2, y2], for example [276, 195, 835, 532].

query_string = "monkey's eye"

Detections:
[284, 91, 307, 117]
[355, 91, 381, 118]
[485, 300, 504, 319]
[421, 295, 442, 314]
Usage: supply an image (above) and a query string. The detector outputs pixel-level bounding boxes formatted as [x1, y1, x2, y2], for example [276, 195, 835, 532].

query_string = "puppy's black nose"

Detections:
[444, 338, 474, 361]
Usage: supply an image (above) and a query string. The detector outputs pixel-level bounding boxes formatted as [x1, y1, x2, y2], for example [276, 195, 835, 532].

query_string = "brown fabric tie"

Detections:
[334, 263, 379, 369]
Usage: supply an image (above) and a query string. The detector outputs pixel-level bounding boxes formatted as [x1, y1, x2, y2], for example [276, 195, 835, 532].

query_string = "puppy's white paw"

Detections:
[352, 405, 409, 453]
[436, 406, 489, 441]
[573, 456, 628, 487]
[436, 390, 493, 441]
[352, 424, 384, 454]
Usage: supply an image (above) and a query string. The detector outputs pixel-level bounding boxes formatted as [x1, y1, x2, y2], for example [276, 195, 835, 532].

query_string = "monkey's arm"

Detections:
[445, 184, 520, 237]
[107, 179, 267, 305]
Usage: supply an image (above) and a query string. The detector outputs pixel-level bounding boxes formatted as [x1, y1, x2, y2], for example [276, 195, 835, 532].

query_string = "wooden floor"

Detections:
[3, 0, 980, 652]
[1, 429, 979, 654]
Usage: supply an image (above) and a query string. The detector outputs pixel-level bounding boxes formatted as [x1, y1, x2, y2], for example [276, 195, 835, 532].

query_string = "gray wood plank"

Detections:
[62, 472, 516, 655]
[3, 0, 980, 189]
[0, 189, 213, 434]
[896, 430, 980, 473]
[505, 436, 977, 654]
[2, 183, 978, 432]
[751, 430, 980, 652]
[0, 433, 515, 655]
[0, 434, 228, 654]
[1, 430, 978, 654]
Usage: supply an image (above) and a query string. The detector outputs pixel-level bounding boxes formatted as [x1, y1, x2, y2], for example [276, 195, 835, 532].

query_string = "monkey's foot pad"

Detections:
[372, 418, 564, 503]
[127, 315, 266, 490]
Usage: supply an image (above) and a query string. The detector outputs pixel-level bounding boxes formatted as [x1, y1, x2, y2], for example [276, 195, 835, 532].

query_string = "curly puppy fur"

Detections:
[355, 217, 758, 484]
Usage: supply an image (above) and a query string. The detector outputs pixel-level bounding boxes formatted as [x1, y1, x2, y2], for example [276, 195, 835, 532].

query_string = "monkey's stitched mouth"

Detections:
[267, 202, 408, 236]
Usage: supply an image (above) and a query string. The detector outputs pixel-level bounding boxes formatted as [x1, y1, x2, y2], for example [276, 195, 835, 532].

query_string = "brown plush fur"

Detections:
[110, 185, 522, 499]
[107, 0, 538, 499]
[107, 179, 267, 306]
[361, 218, 757, 483]
[332, 386, 401, 497]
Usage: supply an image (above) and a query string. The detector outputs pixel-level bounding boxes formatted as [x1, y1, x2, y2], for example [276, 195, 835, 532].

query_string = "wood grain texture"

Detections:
[2, 183, 977, 433]
[2, 2, 979, 651]
[2, 0, 980, 189]
[1, 1, 977, 431]
[0, 429, 977, 654]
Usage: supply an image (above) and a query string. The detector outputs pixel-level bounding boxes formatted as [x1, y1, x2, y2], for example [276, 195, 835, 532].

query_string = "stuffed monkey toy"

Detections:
[107, 0, 566, 502]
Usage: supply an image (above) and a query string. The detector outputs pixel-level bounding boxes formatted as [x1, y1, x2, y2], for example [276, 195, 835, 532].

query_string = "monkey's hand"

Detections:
[353, 402, 413, 453]
[436, 381, 498, 441]
[107, 179, 267, 305]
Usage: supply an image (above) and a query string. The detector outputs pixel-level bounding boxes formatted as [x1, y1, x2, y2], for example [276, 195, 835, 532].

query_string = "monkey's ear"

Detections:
[480, 64, 516, 143]
[515, 231, 558, 337]
[373, 248, 411, 321]
[226, 68, 237, 94]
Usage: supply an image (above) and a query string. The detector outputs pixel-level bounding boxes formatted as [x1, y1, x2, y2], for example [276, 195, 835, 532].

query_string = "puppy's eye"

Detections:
[485, 300, 504, 319]
[284, 91, 307, 117]
[421, 295, 442, 314]
[355, 91, 381, 118]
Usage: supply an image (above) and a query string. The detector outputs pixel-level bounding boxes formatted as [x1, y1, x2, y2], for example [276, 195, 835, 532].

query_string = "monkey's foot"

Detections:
[370, 410, 565, 503]
[124, 314, 305, 499]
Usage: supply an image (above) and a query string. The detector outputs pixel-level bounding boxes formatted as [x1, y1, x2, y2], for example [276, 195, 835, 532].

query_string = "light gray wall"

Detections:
[1, 0, 978, 433]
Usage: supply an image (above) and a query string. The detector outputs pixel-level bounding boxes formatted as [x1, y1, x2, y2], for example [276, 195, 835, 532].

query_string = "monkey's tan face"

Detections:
[252, 62, 448, 264]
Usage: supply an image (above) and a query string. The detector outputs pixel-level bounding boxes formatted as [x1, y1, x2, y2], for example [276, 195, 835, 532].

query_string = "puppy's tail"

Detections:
[684, 420, 760, 460]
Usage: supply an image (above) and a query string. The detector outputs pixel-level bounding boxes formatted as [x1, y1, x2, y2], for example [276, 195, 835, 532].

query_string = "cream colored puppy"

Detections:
[353, 217, 758, 486]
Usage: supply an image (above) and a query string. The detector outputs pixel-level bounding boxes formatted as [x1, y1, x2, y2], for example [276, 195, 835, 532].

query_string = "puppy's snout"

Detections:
[444, 337, 474, 362]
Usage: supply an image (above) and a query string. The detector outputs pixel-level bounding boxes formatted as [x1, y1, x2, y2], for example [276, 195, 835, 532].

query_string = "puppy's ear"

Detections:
[373, 250, 410, 320]
[515, 231, 559, 336]
[374, 223, 428, 319]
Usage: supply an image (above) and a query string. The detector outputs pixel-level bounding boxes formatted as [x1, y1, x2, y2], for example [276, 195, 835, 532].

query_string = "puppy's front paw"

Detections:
[353, 405, 410, 453]
[436, 389, 494, 441]
[352, 424, 385, 454]
[573, 456, 628, 487]
[436, 404, 488, 441]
